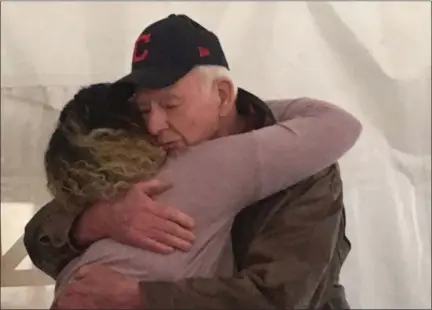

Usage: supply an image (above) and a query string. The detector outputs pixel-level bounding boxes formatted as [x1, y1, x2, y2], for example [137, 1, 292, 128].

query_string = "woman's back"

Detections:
[56, 142, 255, 288]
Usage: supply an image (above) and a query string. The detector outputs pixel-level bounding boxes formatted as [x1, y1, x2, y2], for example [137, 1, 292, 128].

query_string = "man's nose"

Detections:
[146, 104, 169, 136]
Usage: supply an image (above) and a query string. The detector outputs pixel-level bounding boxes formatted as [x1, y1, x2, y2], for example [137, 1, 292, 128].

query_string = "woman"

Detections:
[45, 83, 361, 295]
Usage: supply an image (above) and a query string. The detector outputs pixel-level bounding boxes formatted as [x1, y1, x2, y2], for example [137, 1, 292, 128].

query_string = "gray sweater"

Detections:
[55, 98, 362, 293]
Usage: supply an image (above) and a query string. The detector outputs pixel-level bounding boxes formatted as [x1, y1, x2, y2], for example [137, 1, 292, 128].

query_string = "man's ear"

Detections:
[215, 78, 236, 117]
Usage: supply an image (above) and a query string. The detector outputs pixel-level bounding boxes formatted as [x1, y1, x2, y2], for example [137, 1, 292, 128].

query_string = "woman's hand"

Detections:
[74, 179, 196, 253]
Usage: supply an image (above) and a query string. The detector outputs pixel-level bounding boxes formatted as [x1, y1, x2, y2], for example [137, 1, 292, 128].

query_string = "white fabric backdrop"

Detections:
[1, 1, 430, 309]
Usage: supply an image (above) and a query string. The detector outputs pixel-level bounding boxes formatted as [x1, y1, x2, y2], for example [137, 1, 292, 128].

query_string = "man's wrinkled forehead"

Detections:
[131, 88, 161, 104]
[129, 70, 199, 108]
[133, 87, 181, 106]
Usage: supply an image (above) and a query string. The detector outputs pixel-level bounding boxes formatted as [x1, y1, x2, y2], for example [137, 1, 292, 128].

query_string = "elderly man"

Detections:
[25, 14, 352, 309]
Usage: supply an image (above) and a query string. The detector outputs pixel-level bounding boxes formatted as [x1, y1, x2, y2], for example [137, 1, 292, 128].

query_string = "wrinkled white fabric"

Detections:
[1, 2, 430, 309]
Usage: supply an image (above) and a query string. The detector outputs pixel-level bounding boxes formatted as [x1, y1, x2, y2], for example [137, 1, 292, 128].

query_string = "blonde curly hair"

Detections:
[44, 83, 166, 213]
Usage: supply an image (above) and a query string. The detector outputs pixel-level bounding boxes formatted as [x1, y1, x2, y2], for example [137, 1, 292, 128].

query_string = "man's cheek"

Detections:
[183, 126, 204, 145]
[167, 120, 191, 144]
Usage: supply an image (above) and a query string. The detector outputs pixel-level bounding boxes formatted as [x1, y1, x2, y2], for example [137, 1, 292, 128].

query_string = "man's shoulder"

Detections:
[232, 163, 345, 263]
[264, 98, 305, 121]
[270, 163, 342, 202]
[246, 163, 344, 241]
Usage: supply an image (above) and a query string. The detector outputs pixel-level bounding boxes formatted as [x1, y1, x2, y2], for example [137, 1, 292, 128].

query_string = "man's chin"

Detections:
[164, 144, 186, 156]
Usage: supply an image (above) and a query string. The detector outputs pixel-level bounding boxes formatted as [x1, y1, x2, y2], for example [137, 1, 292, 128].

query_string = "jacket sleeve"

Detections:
[23, 199, 84, 279]
[140, 165, 345, 309]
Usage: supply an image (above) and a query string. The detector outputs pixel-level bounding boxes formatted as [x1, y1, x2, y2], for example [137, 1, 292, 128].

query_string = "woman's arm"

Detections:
[253, 97, 362, 202]
[182, 97, 362, 211]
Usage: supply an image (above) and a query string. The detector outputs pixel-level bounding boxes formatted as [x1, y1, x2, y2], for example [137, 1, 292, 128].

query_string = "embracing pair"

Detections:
[25, 14, 361, 309]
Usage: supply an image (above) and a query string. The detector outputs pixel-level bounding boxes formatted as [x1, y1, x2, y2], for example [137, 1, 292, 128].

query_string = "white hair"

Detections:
[195, 65, 238, 100]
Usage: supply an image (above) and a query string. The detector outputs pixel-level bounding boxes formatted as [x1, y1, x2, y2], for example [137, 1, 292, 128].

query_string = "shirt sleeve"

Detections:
[179, 97, 362, 213]
[254, 97, 362, 201]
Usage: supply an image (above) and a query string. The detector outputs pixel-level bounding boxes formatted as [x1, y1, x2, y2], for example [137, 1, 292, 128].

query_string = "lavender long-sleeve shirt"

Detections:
[55, 98, 362, 292]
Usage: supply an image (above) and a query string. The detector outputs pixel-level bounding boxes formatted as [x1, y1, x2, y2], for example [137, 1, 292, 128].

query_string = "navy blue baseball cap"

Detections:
[111, 14, 273, 119]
